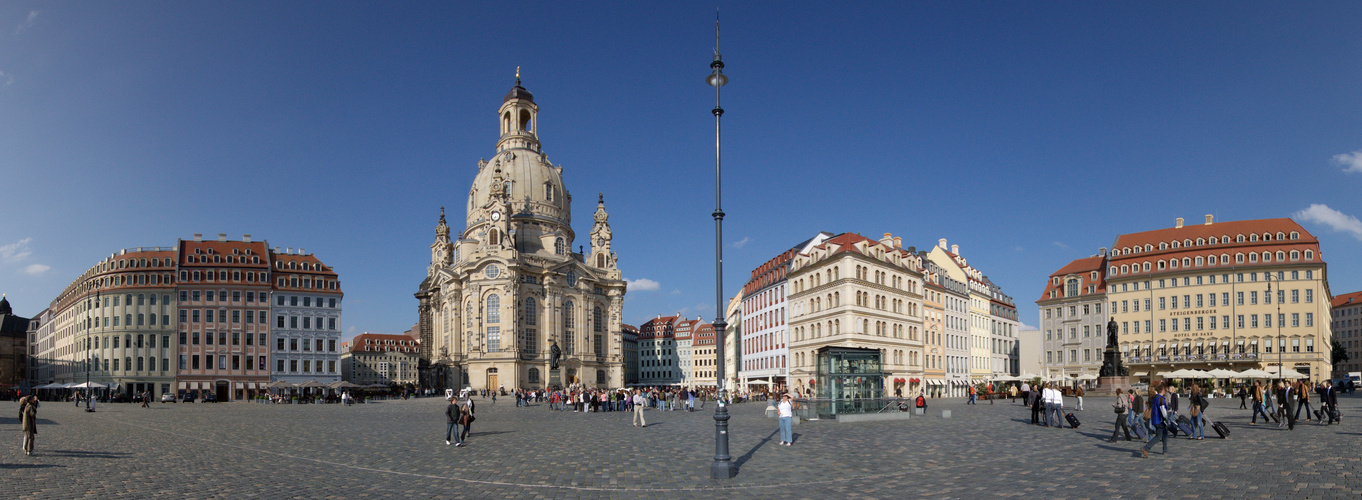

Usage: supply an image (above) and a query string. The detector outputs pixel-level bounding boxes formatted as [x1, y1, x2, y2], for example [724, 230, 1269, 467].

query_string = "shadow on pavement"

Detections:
[732, 429, 778, 469]
[45, 450, 132, 459]
[0, 463, 65, 469]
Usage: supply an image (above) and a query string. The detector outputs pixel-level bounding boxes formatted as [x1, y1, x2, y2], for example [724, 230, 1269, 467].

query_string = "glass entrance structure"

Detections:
[813, 347, 884, 416]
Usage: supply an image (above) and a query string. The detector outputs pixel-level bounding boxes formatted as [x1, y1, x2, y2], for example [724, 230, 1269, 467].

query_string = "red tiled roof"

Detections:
[1104, 218, 1322, 281]
[1332, 291, 1362, 309]
[179, 240, 271, 268]
[1111, 218, 1315, 256]
[1037, 256, 1108, 303]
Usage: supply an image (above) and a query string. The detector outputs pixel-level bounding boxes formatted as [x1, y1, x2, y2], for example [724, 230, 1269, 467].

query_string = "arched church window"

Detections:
[597, 254, 605, 268]
[545, 182, 553, 202]
[489, 228, 500, 246]
[564, 300, 575, 354]
[594, 307, 603, 333]
[525, 297, 537, 326]
[555, 238, 566, 255]
[519, 109, 532, 132]
[486, 294, 500, 323]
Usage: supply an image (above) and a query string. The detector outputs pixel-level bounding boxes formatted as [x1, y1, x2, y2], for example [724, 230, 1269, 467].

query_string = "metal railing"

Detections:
[793, 397, 912, 419]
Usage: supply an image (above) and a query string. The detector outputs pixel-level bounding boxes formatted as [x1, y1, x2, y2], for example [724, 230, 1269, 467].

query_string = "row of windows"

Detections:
[1113, 288, 1314, 313]
[179, 309, 267, 325]
[98, 314, 172, 328]
[1114, 231, 1302, 257]
[179, 331, 267, 346]
[180, 270, 266, 283]
[87, 356, 169, 373]
[179, 354, 266, 371]
[1121, 337, 1315, 356]
[275, 337, 337, 352]
[1113, 312, 1315, 334]
[276, 276, 339, 290]
[179, 290, 265, 303]
[1044, 303, 1104, 319]
[83, 334, 172, 351]
[1109, 271, 1315, 294]
[275, 358, 337, 374]
[275, 315, 338, 331]
[1110, 250, 1315, 277]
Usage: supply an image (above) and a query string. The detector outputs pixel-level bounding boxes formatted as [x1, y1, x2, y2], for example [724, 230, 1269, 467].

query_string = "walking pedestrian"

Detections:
[1323, 380, 1340, 424]
[1130, 389, 1146, 433]
[1110, 389, 1132, 442]
[1076, 385, 1085, 411]
[444, 397, 464, 446]
[19, 393, 39, 456]
[1188, 385, 1205, 440]
[968, 384, 976, 405]
[1030, 387, 1043, 425]
[777, 393, 794, 445]
[632, 389, 647, 428]
[1294, 380, 1313, 422]
[1141, 384, 1169, 458]
[459, 395, 476, 443]
[1250, 381, 1270, 425]
[1238, 384, 1248, 409]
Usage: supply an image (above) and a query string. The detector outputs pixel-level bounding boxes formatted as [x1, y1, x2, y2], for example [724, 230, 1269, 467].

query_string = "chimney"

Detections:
[951, 244, 959, 255]
[299, 248, 305, 255]
[938, 238, 947, 250]
[243, 234, 252, 243]
[194, 233, 203, 242]
[880, 233, 894, 246]
[1175, 218, 1184, 229]
[1204, 214, 1213, 225]
[907, 246, 916, 254]
[893, 237, 902, 248]
[1099, 247, 1108, 257]
[218, 233, 227, 242]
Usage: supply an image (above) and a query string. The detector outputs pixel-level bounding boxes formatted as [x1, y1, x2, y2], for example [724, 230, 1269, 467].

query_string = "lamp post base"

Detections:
[711, 404, 737, 479]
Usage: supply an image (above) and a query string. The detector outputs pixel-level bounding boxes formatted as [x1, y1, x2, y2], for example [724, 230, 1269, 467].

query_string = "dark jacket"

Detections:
[446, 402, 462, 424]
[1132, 394, 1145, 414]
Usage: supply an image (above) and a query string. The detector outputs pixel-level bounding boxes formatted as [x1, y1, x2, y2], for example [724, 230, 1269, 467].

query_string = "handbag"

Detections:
[461, 413, 475, 426]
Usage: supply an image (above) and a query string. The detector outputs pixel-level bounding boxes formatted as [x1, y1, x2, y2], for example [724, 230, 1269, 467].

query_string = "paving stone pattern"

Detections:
[1, 392, 1360, 498]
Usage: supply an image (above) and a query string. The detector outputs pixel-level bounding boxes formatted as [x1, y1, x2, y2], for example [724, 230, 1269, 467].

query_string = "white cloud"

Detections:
[670, 289, 682, 295]
[1333, 150, 1362, 173]
[733, 237, 752, 249]
[13, 10, 38, 36]
[1019, 322, 1038, 330]
[1295, 204, 1362, 240]
[626, 278, 660, 291]
[0, 70, 11, 87]
[22, 264, 49, 275]
[0, 237, 33, 263]
[1052, 241, 1069, 250]
[1013, 246, 1025, 252]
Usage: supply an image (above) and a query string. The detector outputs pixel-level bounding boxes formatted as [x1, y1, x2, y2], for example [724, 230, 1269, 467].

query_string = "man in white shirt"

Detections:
[1052, 385, 1067, 428]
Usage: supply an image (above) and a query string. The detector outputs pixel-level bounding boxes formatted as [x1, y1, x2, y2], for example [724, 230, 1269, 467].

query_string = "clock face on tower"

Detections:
[491, 211, 501, 222]
[485, 264, 501, 279]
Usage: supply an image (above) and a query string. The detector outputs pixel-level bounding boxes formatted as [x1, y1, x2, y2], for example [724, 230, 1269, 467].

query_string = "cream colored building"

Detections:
[1107, 216, 1332, 382]
[787, 232, 925, 397]
[926, 239, 997, 381]
[416, 77, 627, 391]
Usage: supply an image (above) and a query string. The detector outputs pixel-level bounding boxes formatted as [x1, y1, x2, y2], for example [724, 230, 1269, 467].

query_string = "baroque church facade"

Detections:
[416, 77, 626, 392]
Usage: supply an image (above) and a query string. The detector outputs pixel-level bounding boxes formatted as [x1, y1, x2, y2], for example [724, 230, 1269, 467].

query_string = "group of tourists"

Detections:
[1240, 379, 1342, 428]
[1024, 377, 1346, 459]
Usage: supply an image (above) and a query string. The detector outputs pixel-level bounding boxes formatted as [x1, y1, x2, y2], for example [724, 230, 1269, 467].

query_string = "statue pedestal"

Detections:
[549, 368, 561, 389]
[1089, 376, 1133, 397]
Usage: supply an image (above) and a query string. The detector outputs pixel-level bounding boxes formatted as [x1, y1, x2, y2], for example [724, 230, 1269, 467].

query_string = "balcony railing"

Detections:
[1125, 352, 1259, 364]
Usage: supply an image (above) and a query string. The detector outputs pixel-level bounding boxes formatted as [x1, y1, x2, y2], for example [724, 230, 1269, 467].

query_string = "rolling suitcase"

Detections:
[1065, 412, 1080, 429]
[1133, 421, 1148, 439]
[1173, 415, 1194, 436]
[1210, 420, 1229, 438]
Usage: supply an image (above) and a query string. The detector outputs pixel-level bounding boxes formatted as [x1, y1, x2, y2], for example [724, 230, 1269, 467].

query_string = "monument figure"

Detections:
[549, 340, 562, 370]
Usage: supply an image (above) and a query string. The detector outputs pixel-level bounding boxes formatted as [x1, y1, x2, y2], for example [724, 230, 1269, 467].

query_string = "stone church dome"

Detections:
[464, 77, 572, 233]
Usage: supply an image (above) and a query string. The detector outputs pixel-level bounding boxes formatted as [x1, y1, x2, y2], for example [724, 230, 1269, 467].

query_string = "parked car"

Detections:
[182, 391, 197, 403]
[161, 393, 176, 403]
[204, 392, 218, 403]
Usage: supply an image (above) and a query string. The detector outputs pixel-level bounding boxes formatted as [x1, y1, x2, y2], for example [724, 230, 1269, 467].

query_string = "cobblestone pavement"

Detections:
[1, 392, 1361, 499]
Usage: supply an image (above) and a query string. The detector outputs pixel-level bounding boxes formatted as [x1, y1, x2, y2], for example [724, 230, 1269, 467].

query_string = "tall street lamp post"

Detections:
[706, 14, 736, 480]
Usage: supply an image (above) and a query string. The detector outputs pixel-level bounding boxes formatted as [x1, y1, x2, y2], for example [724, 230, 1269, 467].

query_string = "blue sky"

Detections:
[3, 3, 1362, 340]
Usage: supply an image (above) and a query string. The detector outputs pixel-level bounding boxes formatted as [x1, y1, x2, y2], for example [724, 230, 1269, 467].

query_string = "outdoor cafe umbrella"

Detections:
[296, 380, 326, 388]
[1076, 373, 1099, 381]
[1206, 368, 1239, 379]
[1237, 369, 1275, 379]
[328, 381, 361, 389]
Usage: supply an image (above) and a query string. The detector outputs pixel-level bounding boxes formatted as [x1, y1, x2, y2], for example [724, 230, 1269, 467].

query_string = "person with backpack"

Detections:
[1109, 389, 1132, 442]
[1141, 384, 1170, 458]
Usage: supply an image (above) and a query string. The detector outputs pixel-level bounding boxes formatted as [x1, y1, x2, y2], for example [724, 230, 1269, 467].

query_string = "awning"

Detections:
[178, 381, 187, 389]
[247, 382, 257, 389]
[235, 382, 245, 389]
